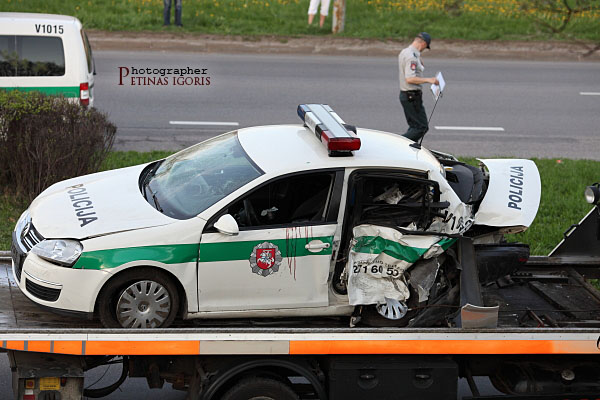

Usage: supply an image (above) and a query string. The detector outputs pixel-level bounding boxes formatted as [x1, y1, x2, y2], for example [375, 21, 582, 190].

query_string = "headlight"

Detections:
[14, 209, 30, 234]
[31, 239, 83, 267]
[585, 184, 600, 205]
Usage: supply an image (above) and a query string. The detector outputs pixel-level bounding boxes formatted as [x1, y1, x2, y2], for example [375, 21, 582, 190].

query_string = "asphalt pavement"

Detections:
[93, 50, 600, 159]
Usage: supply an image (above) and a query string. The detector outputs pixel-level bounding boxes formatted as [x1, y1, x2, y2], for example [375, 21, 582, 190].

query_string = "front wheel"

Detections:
[97, 268, 179, 328]
[221, 377, 299, 400]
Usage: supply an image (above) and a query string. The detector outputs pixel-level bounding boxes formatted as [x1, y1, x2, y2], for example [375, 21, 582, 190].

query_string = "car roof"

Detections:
[0, 12, 80, 25]
[238, 124, 442, 176]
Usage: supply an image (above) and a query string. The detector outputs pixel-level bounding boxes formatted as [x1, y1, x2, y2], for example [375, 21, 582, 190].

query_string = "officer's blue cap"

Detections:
[417, 32, 431, 49]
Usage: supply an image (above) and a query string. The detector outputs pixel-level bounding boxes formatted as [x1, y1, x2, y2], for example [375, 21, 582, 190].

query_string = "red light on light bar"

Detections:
[321, 130, 361, 151]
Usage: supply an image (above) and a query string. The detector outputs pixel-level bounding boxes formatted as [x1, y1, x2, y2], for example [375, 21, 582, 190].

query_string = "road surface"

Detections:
[93, 51, 600, 159]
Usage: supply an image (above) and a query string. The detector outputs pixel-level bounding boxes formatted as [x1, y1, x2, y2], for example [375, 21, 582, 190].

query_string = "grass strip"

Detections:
[3, 0, 600, 42]
[1, 154, 599, 256]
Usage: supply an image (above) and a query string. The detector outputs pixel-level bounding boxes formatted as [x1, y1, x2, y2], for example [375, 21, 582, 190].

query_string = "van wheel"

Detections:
[97, 268, 179, 329]
[221, 377, 299, 400]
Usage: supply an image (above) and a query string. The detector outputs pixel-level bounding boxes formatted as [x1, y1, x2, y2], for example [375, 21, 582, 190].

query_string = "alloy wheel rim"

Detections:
[376, 297, 408, 320]
[116, 280, 171, 328]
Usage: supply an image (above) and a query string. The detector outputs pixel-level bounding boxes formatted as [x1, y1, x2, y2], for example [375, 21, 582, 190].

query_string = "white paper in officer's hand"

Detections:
[431, 71, 445, 101]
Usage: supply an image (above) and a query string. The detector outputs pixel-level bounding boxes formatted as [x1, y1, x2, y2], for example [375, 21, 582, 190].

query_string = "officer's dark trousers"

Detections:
[400, 90, 428, 142]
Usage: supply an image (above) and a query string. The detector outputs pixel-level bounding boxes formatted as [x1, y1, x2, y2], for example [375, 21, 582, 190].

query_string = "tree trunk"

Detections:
[332, 0, 346, 34]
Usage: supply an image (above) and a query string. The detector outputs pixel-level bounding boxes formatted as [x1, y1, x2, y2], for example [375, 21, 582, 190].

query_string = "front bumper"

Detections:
[12, 245, 110, 315]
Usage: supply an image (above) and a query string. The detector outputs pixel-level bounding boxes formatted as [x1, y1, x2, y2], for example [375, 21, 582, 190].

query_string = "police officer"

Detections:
[398, 32, 439, 142]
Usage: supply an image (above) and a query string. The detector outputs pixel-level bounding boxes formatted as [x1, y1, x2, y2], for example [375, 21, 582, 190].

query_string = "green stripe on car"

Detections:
[199, 236, 334, 262]
[72, 236, 334, 270]
[1, 86, 79, 97]
[73, 244, 199, 270]
[352, 236, 456, 264]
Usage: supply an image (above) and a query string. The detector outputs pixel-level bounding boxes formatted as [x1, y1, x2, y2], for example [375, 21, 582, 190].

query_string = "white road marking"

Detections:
[434, 126, 505, 132]
[169, 121, 239, 126]
[580, 92, 600, 96]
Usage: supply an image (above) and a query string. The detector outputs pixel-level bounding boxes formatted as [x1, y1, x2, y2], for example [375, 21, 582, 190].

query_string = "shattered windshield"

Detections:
[145, 132, 263, 219]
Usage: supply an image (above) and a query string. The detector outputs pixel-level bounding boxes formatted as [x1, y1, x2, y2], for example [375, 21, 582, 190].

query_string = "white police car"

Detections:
[12, 104, 541, 328]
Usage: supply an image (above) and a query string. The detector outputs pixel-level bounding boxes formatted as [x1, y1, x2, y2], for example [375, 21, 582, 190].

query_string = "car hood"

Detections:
[29, 164, 176, 240]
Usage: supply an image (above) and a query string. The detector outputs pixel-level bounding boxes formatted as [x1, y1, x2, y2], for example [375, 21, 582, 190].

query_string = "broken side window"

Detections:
[353, 174, 439, 231]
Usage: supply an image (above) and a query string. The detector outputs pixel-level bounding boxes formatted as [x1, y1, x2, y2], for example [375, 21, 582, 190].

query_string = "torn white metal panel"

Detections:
[474, 159, 541, 228]
[427, 167, 475, 235]
[346, 225, 450, 306]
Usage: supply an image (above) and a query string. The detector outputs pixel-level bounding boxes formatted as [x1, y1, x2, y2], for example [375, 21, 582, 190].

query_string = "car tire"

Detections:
[97, 267, 179, 329]
[221, 377, 299, 400]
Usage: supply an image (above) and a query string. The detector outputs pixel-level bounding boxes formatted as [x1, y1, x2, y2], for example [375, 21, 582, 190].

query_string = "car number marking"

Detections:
[35, 24, 64, 34]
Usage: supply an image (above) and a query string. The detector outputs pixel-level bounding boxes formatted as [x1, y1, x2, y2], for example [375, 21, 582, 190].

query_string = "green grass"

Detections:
[2, 0, 600, 41]
[100, 150, 174, 171]
[1, 155, 599, 255]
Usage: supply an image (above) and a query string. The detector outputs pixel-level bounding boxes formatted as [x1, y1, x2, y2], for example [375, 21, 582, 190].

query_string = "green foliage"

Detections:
[100, 150, 174, 171]
[1, 0, 599, 41]
[0, 90, 54, 121]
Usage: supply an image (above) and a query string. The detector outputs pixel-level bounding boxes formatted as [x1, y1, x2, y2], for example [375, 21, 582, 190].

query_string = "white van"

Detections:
[0, 13, 95, 107]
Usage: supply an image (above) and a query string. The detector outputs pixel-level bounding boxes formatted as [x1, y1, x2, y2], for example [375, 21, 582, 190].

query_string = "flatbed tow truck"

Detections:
[1, 200, 600, 400]
[2, 106, 600, 399]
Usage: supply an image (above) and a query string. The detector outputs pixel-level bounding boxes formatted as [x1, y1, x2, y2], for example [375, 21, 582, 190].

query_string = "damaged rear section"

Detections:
[337, 158, 541, 328]
[335, 169, 469, 327]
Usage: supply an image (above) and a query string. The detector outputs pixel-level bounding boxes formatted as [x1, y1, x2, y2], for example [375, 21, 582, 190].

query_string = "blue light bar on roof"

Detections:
[297, 104, 361, 156]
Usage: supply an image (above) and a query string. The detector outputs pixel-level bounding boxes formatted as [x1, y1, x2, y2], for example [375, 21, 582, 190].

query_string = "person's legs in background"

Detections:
[163, 0, 172, 25]
[319, 0, 330, 27]
[308, 0, 320, 25]
[400, 92, 429, 142]
[174, 0, 183, 26]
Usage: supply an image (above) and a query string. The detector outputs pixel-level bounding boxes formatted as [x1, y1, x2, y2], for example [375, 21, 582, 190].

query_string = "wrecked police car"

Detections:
[11, 104, 541, 328]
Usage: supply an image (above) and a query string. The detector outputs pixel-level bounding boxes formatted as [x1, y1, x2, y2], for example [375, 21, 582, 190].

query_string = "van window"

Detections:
[81, 30, 93, 74]
[0, 35, 65, 77]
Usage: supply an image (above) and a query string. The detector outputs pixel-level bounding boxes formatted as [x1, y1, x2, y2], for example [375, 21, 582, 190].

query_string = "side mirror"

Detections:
[214, 214, 239, 236]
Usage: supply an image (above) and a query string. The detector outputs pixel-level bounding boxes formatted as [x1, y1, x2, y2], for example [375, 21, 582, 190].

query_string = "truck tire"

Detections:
[97, 268, 179, 329]
[220, 377, 299, 400]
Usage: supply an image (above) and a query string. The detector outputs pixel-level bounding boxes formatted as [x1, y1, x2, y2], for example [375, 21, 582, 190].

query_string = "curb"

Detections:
[0, 251, 10, 262]
[87, 30, 600, 62]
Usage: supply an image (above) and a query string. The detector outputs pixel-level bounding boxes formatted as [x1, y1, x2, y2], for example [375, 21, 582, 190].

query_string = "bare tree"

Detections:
[520, 0, 600, 33]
